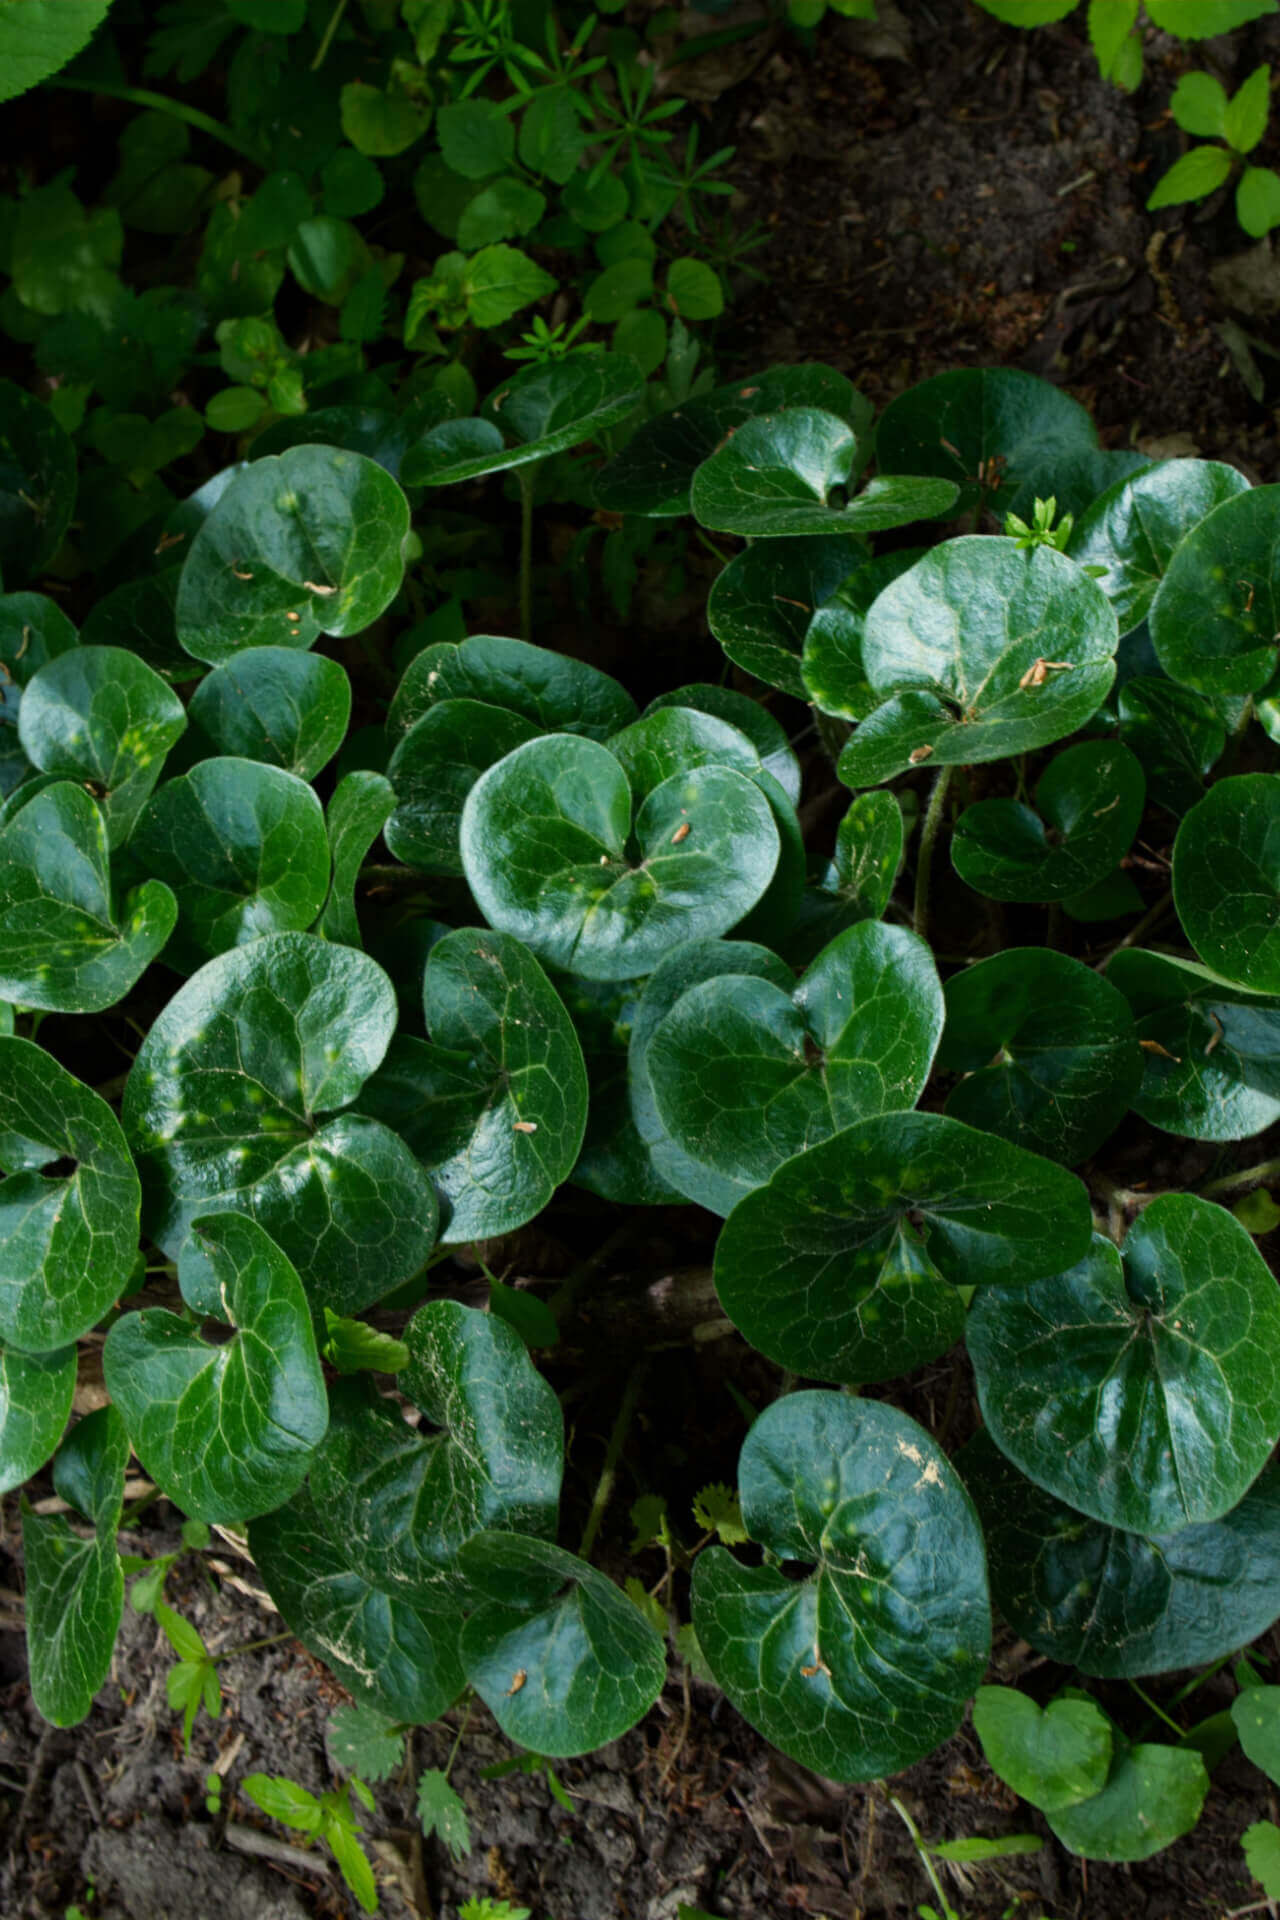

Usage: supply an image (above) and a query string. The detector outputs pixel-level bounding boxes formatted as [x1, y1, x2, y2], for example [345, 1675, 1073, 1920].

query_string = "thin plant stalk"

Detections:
[51, 79, 259, 163]
[914, 765, 954, 943]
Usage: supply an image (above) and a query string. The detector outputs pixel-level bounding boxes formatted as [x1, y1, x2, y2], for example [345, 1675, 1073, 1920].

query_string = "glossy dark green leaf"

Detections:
[0, 1036, 140, 1352]
[1150, 485, 1280, 696]
[385, 701, 540, 875]
[459, 1533, 666, 1756]
[21, 1406, 127, 1727]
[969, 1198, 1280, 1533]
[940, 950, 1141, 1162]
[402, 354, 643, 486]
[1069, 458, 1250, 635]
[691, 1391, 989, 1782]
[972, 1687, 1112, 1813]
[251, 406, 420, 480]
[0, 380, 76, 580]
[594, 364, 868, 517]
[357, 928, 588, 1243]
[1116, 676, 1225, 815]
[874, 367, 1099, 520]
[1107, 947, 1280, 1141]
[690, 409, 958, 539]
[801, 550, 927, 722]
[644, 685, 801, 805]
[176, 447, 410, 666]
[714, 1111, 1092, 1385]
[1173, 774, 1280, 991]
[838, 541, 1119, 787]
[187, 647, 352, 779]
[648, 922, 942, 1213]
[706, 533, 864, 699]
[0, 1339, 75, 1493]
[129, 758, 331, 969]
[319, 770, 396, 949]
[784, 790, 905, 967]
[1046, 1736, 1207, 1862]
[123, 933, 437, 1314]
[16, 645, 187, 849]
[558, 973, 680, 1206]
[460, 734, 780, 982]
[951, 741, 1144, 904]
[388, 632, 636, 744]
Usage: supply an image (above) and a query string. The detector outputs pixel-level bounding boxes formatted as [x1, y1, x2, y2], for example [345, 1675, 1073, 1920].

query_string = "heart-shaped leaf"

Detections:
[939, 950, 1142, 1162]
[123, 933, 437, 1314]
[972, 1687, 1113, 1812]
[1046, 1737, 1208, 1862]
[388, 632, 636, 744]
[961, 1426, 1280, 1676]
[714, 1111, 1093, 1385]
[1107, 947, 1280, 1142]
[969, 1198, 1280, 1532]
[784, 790, 905, 966]
[558, 974, 681, 1207]
[647, 921, 943, 1212]
[1116, 676, 1226, 815]
[1173, 774, 1280, 991]
[460, 734, 780, 982]
[1069, 457, 1250, 635]
[129, 758, 331, 969]
[691, 1391, 989, 1781]
[838, 541, 1119, 787]
[356, 928, 588, 1242]
[0, 1036, 140, 1352]
[187, 647, 352, 779]
[318, 770, 395, 949]
[951, 741, 1145, 903]
[706, 533, 864, 699]
[644, 684, 801, 804]
[690, 409, 958, 538]
[800, 550, 928, 723]
[1150, 485, 1280, 695]
[176, 447, 410, 666]
[0, 1340, 75, 1493]
[103, 1213, 328, 1523]
[0, 380, 76, 581]
[21, 1406, 127, 1726]
[402, 353, 643, 485]
[458, 1532, 666, 1755]
[385, 701, 540, 874]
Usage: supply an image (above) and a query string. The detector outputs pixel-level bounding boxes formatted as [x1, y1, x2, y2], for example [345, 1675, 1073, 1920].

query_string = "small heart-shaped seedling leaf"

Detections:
[939, 950, 1142, 1162]
[129, 758, 331, 970]
[388, 632, 636, 744]
[801, 550, 926, 722]
[706, 533, 864, 698]
[1117, 676, 1226, 815]
[0, 783, 177, 1011]
[691, 1391, 989, 1781]
[458, 1532, 666, 1755]
[1046, 1737, 1208, 1863]
[248, 1482, 465, 1725]
[1150, 485, 1280, 695]
[645, 684, 801, 804]
[0, 379, 76, 580]
[357, 928, 588, 1242]
[973, 1687, 1113, 1813]
[0, 1037, 140, 1353]
[951, 741, 1145, 903]
[969, 1197, 1280, 1533]
[1233, 1687, 1280, 1786]
[785, 791, 905, 967]
[385, 701, 540, 874]
[123, 932, 436, 1313]
[690, 408, 958, 538]
[874, 366, 1100, 519]
[838, 540, 1118, 787]
[1107, 947, 1280, 1142]
[21, 1405, 127, 1726]
[460, 734, 780, 982]
[0, 1340, 75, 1494]
[318, 770, 395, 949]
[187, 647, 352, 779]
[964, 1426, 1280, 1677]
[103, 1213, 328, 1522]
[647, 921, 943, 1211]
[1174, 774, 1280, 991]
[559, 974, 681, 1207]
[16, 645, 187, 848]
[176, 447, 410, 666]
[1069, 457, 1250, 635]
[402, 353, 643, 485]
[594, 363, 867, 517]
[714, 1110, 1092, 1385]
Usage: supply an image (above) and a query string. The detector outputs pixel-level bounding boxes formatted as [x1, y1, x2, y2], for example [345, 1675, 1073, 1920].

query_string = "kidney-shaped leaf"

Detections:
[387, 632, 636, 744]
[402, 353, 643, 486]
[714, 1110, 1092, 1385]
[801, 550, 927, 722]
[691, 1391, 989, 1782]
[1173, 774, 1280, 992]
[645, 684, 801, 805]
[706, 533, 864, 700]
[951, 741, 1145, 904]
[1069, 457, 1250, 635]
[1150, 485, 1280, 696]
[0, 1339, 75, 1494]
[972, 1686, 1112, 1814]
[1107, 946, 1280, 1142]
[1047, 1737, 1208, 1863]
[187, 647, 352, 780]
[385, 700, 540, 875]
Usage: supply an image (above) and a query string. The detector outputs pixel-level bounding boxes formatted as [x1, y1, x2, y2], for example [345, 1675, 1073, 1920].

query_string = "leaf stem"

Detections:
[50, 79, 260, 163]
[888, 1794, 958, 1920]
[1199, 1156, 1280, 1199]
[311, 0, 352, 69]
[444, 1695, 474, 1781]
[578, 1357, 648, 1561]
[517, 466, 537, 642]
[1127, 1679, 1183, 1737]
[913, 765, 953, 943]
[214, 1629, 295, 1666]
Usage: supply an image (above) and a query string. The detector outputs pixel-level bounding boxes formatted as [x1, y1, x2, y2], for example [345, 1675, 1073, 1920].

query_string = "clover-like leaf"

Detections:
[21, 1405, 127, 1727]
[385, 701, 540, 875]
[838, 540, 1119, 787]
[458, 1532, 666, 1756]
[388, 632, 636, 744]
[690, 409, 958, 539]
[123, 933, 437, 1314]
[319, 770, 395, 949]
[1068, 457, 1250, 635]
[558, 974, 680, 1207]
[714, 1110, 1092, 1385]
[0, 1036, 140, 1352]
[647, 922, 943, 1213]
[402, 353, 643, 486]
[691, 1391, 989, 1782]
[969, 1198, 1280, 1533]
[460, 734, 780, 982]
[972, 1687, 1112, 1813]
[187, 647, 352, 780]
[103, 1213, 328, 1523]
[706, 533, 864, 699]
[1150, 485, 1280, 695]
[176, 447, 410, 666]
[951, 741, 1145, 904]
[645, 684, 801, 805]
[1046, 1735, 1208, 1863]
[939, 950, 1141, 1163]
[1107, 947, 1280, 1142]
[356, 928, 588, 1243]
[1173, 774, 1280, 992]
[0, 380, 76, 581]
[0, 1340, 75, 1494]
[785, 791, 905, 967]
[1116, 676, 1225, 815]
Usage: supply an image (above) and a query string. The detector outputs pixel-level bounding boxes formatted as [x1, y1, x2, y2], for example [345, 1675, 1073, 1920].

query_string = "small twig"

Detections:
[311, 0, 351, 69]
[74, 1759, 102, 1826]
[224, 1821, 332, 1880]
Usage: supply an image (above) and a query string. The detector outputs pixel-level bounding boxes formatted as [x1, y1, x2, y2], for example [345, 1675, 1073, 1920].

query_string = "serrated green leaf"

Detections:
[0, 1, 114, 104]
[1244, 1820, 1280, 1898]
[1226, 64, 1271, 154]
[416, 1768, 472, 1859]
[327, 1701, 405, 1782]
